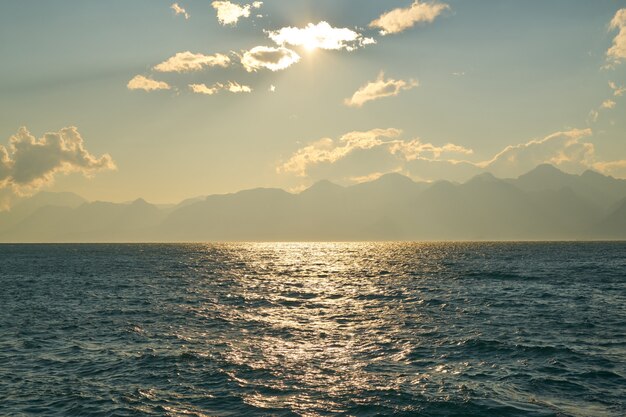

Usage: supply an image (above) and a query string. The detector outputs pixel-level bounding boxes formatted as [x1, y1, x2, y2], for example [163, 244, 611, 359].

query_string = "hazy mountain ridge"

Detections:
[1, 165, 626, 242]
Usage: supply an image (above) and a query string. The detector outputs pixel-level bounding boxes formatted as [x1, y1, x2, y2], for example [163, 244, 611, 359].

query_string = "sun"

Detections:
[302, 39, 319, 52]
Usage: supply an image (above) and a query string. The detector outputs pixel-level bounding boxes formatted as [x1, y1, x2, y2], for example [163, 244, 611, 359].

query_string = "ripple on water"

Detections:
[0, 242, 625, 416]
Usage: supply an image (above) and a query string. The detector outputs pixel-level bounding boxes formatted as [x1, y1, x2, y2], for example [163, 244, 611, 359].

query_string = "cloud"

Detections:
[593, 160, 626, 178]
[127, 75, 171, 91]
[277, 128, 472, 178]
[278, 128, 402, 177]
[241, 46, 300, 72]
[601, 99, 616, 109]
[267, 21, 376, 51]
[189, 81, 252, 95]
[607, 8, 626, 65]
[154, 51, 230, 73]
[277, 127, 626, 183]
[481, 129, 626, 179]
[225, 81, 252, 93]
[589, 84, 620, 123]
[479, 129, 596, 178]
[609, 81, 625, 96]
[391, 141, 473, 161]
[171, 3, 189, 20]
[369, 0, 449, 35]
[344, 72, 418, 107]
[348, 171, 388, 184]
[189, 83, 220, 95]
[0, 127, 115, 194]
[212, 1, 262, 26]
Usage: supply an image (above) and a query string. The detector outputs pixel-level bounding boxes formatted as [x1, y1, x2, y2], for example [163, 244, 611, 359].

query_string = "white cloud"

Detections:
[189, 81, 252, 95]
[594, 160, 626, 178]
[601, 99, 616, 109]
[609, 81, 625, 96]
[241, 46, 300, 72]
[269, 84, 276, 92]
[189, 83, 220, 95]
[348, 171, 388, 184]
[370, 0, 449, 35]
[277, 127, 626, 183]
[479, 129, 596, 177]
[171, 3, 189, 20]
[607, 8, 626, 65]
[277, 128, 472, 178]
[278, 128, 401, 177]
[267, 21, 376, 51]
[589, 85, 620, 123]
[225, 81, 252, 93]
[154, 51, 230, 73]
[127, 75, 171, 91]
[480, 128, 626, 179]
[0, 127, 115, 194]
[391, 141, 473, 161]
[344, 72, 418, 107]
[212, 1, 262, 26]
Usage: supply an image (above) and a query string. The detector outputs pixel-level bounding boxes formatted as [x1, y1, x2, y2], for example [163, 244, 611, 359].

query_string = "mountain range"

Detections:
[1, 164, 625, 242]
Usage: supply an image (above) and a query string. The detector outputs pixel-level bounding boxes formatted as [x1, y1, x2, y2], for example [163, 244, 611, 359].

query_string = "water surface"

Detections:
[1, 242, 625, 416]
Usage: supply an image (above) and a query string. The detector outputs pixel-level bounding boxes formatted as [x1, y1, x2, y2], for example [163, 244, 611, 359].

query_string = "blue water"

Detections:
[0, 242, 625, 416]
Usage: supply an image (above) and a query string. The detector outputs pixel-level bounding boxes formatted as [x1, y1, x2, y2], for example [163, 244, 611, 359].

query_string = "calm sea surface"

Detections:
[0, 243, 625, 417]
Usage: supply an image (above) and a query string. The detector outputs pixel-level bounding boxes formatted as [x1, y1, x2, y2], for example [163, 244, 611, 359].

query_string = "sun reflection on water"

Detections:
[197, 242, 458, 414]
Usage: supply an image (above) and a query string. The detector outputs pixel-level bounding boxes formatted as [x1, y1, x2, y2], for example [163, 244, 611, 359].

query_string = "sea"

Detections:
[0, 242, 625, 417]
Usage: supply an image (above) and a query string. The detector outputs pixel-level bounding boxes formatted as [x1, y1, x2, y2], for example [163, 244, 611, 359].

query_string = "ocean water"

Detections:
[0, 243, 625, 417]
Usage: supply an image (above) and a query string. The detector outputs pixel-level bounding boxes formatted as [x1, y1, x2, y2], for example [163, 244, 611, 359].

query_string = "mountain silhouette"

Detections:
[0, 198, 165, 242]
[592, 198, 626, 238]
[0, 191, 86, 232]
[1, 165, 625, 242]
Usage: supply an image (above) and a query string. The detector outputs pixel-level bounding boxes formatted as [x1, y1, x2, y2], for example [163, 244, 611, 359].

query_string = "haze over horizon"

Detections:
[3, 163, 626, 242]
[1, 1, 626, 209]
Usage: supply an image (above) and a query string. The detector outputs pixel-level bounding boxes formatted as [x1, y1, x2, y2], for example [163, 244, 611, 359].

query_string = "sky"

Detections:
[1, 0, 625, 205]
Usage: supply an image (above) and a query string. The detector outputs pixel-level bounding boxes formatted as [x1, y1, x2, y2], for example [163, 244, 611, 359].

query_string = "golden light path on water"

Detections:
[230, 243, 400, 414]
[172, 243, 441, 415]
